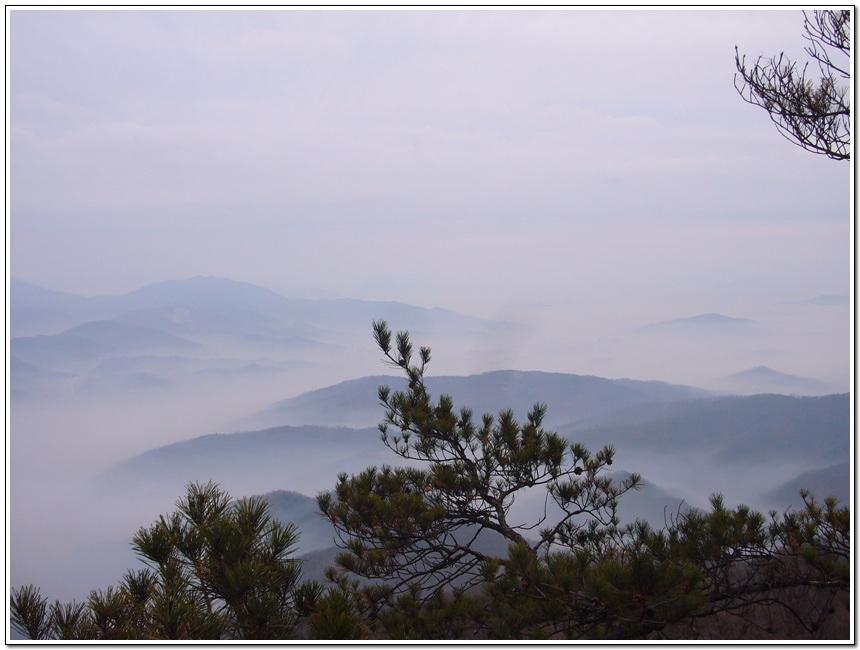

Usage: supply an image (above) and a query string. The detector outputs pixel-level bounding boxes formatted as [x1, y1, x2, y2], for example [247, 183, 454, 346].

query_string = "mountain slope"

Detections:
[258, 490, 337, 554]
[10, 276, 515, 402]
[62, 320, 201, 352]
[10, 320, 201, 383]
[244, 370, 710, 431]
[100, 389, 847, 536]
[763, 462, 850, 510]
[790, 295, 850, 307]
[639, 313, 757, 335]
[570, 393, 849, 465]
[723, 366, 840, 396]
[10, 278, 96, 336]
[98, 425, 389, 502]
[12, 276, 506, 338]
[106, 276, 289, 313]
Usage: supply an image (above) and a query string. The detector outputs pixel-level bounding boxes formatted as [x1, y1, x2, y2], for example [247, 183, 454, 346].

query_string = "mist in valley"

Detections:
[9, 289, 849, 603]
[8, 9, 851, 614]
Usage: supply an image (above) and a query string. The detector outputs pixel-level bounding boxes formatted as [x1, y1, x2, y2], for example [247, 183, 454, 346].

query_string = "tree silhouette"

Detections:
[317, 321, 641, 608]
[735, 10, 850, 161]
[316, 323, 849, 639]
[11, 482, 306, 640]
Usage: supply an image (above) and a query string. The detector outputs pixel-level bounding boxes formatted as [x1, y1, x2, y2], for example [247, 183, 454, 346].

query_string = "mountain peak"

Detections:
[109, 276, 288, 312]
[639, 313, 755, 335]
[679, 313, 752, 324]
[725, 366, 839, 396]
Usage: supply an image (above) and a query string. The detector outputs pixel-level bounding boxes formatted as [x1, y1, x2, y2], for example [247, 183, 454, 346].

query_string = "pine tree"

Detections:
[735, 10, 851, 161]
[317, 321, 641, 622]
[316, 322, 849, 639]
[11, 482, 307, 640]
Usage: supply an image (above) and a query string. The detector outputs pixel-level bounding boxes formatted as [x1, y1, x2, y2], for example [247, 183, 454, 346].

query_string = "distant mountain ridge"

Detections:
[571, 393, 848, 466]
[63, 320, 201, 352]
[639, 313, 756, 335]
[241, 370, 711, 431]
[763, 462, 850, 509]
[10, 276, 512, 338]
[98, 425, 390, 503]
[669, 313, 752, 324]
[101, 377, 848, 521]
[723, 366, 841, 396]
[9, 276, 517, 400]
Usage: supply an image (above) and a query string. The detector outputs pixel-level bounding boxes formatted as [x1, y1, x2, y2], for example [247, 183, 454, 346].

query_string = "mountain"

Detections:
[9, 276, 515, 402]
[62, 320, 201, 353]
[787, 295, 850, 307]
[763, 462, 850, 510]
[723, 366, 841, 396]
[639, 313, 756, 335]
[10, 278, 97, 336]
[570, 393, 848, 466]
[100, 388, 847, 536]
[9, 356, 78, 400]
[97, 425, 390, 503]
[613, 472, 697, 525]
[242, 370, 710, 431]
[105, 276, 289, 314]
[11, 276, 509, 339]
[10, 321, 201, 394]
[10, 332, 110, 367]
[11, 277, 290, 332]
[258, 490, 337, 554]
[87, 381, 847, 603]
[10, 278, 90, 310]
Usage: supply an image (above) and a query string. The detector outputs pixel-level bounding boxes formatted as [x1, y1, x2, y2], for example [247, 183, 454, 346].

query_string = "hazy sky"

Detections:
[9, 9, 850, 321]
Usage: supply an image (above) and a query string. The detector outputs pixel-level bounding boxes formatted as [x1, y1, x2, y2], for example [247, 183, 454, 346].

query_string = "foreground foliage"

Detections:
[10, 482, 343, 640]
[11, 324, 850, 640]
[316, 322, 850, 639]
[317, 320, 641, 605]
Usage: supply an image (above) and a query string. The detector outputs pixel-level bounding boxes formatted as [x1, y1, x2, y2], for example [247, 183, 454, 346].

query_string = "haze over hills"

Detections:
[9, 276, 521, 403]
[100, 381, 848, 525]
[721, 365, 842, 396]
[10, 276, 515, 339]
[63, 320, 202, 352]
[8, 11, 851, 637]
[99, 425, 388, 502]
[784, 295, 850, 307]
[763, 462, 850, 509]
[240, 370, 710, 431]
[98, 367, 715, 505]
[8, 276, 850, 606]
[76, 372, 847, 602]
[10, 276, 846, 397]
[569, 393, 848, 466]
[638, 313, 757, 335]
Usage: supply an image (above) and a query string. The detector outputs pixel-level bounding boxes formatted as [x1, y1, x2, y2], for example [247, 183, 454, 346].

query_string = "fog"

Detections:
[9, 297, 849, 602]
[7, 8, 851, 610]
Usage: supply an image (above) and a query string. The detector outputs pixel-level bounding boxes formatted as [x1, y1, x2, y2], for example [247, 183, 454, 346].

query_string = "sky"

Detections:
[8, 8, 852, 379]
